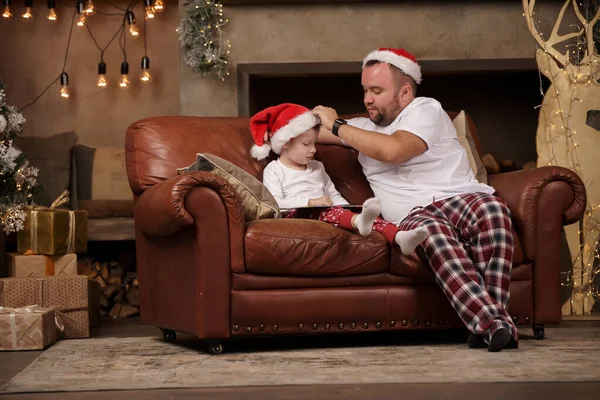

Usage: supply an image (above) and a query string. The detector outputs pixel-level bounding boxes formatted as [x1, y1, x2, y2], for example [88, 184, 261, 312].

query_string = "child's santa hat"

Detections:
[249, 103, 320, 160]
[362, 48, 422, 84]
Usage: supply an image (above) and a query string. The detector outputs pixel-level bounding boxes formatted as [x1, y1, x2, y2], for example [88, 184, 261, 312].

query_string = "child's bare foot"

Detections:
[394, 227, 428, 255]
[353, 198, 381, 236]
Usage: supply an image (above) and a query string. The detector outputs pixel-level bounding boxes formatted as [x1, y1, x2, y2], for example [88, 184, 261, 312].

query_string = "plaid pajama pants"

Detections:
[286, 206, 401, 244]
[398, 193, 518, 342]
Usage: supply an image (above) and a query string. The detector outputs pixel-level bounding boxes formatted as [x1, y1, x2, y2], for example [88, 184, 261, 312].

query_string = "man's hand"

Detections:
[308, 196, 333, 207]
[313, 106, 339, 131]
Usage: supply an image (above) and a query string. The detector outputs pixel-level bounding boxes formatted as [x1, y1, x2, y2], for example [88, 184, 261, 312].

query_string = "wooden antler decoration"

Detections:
[523, 0, 600, 315]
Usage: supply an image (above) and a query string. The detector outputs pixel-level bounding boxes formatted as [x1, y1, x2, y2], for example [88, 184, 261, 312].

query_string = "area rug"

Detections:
[2, 325, 599, 393]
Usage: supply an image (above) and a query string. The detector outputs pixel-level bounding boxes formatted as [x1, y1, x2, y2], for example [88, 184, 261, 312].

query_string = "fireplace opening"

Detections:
[238, 60, 550, 168]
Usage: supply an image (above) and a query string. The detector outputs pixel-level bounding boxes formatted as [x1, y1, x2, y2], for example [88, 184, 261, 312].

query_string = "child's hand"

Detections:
[308, 196, 333, 207]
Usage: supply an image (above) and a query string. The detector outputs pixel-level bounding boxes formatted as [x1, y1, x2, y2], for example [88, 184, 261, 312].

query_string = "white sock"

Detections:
[354, 198, 381, 236]
[395, 227, 429, 255]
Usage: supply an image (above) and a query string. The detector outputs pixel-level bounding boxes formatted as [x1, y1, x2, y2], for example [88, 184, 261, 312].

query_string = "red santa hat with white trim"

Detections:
[249, 103, 320, 161]
[362, 48, 422, 84]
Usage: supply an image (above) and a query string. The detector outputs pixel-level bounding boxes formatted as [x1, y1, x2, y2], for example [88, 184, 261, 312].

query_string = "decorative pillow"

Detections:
[177, 153, 281, 221]
[452, 111, 488, 184]
[72, 144, 133, 218]
[14, 131, 77, 207]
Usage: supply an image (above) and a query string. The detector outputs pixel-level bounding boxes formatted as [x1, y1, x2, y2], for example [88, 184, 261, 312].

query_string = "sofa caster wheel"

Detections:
[533, 325, 544, 340]
[209, 340, 223, 354]
[162, 329, 176, 342]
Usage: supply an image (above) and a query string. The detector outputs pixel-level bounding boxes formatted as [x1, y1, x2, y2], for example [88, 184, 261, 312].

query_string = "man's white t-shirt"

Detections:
[347, 97, 495, 224]
[262, 159, 349, 211]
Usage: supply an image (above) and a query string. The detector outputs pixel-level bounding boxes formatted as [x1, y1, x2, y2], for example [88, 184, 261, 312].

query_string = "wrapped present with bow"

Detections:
[7, 251, 77, 278]
[0, 276, 90, 339]
[17, 190, 88, 255]
[0, 305, 57, 351]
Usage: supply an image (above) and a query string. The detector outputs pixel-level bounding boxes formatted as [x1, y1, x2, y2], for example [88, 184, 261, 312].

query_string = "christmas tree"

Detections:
[0, 81, 40, 233]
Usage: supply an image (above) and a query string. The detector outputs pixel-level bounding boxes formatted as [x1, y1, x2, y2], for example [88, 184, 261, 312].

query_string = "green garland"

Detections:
[178, 0, 231, 81]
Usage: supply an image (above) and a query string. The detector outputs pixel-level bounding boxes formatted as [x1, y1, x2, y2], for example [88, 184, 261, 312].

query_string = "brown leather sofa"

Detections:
[125, 112, 586, 354]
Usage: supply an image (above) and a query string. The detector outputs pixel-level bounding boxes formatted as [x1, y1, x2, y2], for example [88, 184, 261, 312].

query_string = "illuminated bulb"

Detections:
[97, 62, 107, 87]
[145, 6, 155, 19]
[154, 0, 164, 12]
[119, 61, 129, 88]
[47, 8, 57, 20]
[126, 11, 139, 38]
[22, 6, 32, 18]
[140, 56, 151, 83]
[76, 13, 85, 27]
[2, 6, 11, 19]
[60, 72, 70, 99]
[84, 0, 94, 15]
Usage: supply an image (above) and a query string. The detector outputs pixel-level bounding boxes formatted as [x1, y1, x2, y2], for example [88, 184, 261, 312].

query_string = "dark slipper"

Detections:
[488, 328, 511, 352]
[467, 333, 487, 349]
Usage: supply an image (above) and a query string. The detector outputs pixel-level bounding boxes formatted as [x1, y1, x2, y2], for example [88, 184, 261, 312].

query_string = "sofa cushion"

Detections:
[453, 111, 488, 184]
[14, 131, 77, 207]
[178, 153, 281, 221]
[72, 144, 133, 218]
[244, 219, 389, 276]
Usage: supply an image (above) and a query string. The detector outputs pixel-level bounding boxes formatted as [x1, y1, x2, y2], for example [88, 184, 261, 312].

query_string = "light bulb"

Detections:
[119, 75, 129, 88]
[97, 75, 107, 87]
[140, 69, 151, 82]
[84, 0, 94, 15]
[154, 0, 164, 12]
[145, 6, 155, 19]
[97, 62, 107, 87]
[140, 56, 151, 83]
[76, 13, 85, 27]
[60, 72, 70, 98]
[2, 6, 11, 19]
[119, 61, 129, 88]
[47, 8, 57, 20]
[22, 7, 32, 18]
[126, 11, 139, 37]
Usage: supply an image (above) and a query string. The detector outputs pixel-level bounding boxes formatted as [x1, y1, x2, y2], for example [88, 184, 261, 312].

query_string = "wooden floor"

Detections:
[1, 318, 599, 399]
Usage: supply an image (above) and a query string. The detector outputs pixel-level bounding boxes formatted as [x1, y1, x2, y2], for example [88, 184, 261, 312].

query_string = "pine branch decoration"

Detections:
[178, 0, 231, 81]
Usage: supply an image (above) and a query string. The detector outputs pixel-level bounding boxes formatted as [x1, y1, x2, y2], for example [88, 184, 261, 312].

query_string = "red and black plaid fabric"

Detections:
[398, 193, 518, 343]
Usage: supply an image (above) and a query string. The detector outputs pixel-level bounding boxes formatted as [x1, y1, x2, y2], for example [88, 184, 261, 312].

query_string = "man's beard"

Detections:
[368, 107, 397, 127]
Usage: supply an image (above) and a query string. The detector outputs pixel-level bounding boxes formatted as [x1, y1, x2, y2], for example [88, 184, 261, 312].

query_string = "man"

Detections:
[312, 47, 517, 352]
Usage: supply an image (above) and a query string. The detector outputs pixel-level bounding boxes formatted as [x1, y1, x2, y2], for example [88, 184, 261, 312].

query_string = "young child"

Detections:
[249, 103, 428, 255]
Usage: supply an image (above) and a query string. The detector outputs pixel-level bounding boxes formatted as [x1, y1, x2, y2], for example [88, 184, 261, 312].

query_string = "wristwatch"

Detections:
[332, 119, 347, 137]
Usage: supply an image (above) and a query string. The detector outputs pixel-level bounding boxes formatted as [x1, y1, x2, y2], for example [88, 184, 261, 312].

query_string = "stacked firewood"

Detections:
[482, 153, 537, 175]
[77, 257, 139, 319]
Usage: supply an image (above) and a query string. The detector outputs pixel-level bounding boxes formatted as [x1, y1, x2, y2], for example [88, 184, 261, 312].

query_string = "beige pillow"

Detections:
[177, 153, 281, 221]
[453, 111, 488, 184]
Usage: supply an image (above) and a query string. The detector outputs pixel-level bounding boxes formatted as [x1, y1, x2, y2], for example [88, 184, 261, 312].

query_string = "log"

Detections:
[482, 154, 502, 175]
[500, 159, 517, 172]
[93, 275, 107, 289]
[126, 285, 140, 306]
[522, 161, 537, 170]
[102, 284, 123, 300]
[100, 263, 110, 282]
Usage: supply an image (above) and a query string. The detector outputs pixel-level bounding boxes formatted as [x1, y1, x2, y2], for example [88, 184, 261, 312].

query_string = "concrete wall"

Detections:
[0, 1, 180, 146]
[180, 1, 562, 117]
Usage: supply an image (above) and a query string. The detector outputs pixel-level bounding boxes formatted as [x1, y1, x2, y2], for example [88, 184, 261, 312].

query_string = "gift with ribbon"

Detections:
[6, 251, 77, 278]
[0, 305, 57, 351]
[0, 275, 90, 339]
[17, 190, 88, 255]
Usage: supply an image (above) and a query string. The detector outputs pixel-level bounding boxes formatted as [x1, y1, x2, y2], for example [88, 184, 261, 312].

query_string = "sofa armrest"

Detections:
[488, 166, 586, 259]
[134, 171, 246, 272]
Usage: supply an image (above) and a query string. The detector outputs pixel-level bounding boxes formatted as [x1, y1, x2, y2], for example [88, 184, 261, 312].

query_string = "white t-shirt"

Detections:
[262, 159, 349, 210]
[347, 97, 495, 224]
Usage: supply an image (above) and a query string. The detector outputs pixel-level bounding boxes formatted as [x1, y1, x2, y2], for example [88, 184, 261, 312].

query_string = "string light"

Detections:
[76, 0, 86, 27]
[126, 11, 139, 38]
[144, 0, 155, 20]
[1, 0, 12, 19]
[59, 72, 69, 98]
[22, 0, 33, 19]
[154, 0, 164, 12]
[97, 61, 107, 87]
[84, 0, 94, 16]
[140, 14, 151, 83]
[119, 61, 129, 88]
[46, 0, 57, 21]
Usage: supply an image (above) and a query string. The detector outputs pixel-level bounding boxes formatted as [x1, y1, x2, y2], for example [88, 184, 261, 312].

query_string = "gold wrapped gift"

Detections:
[17, 208, 87, 255]
[0, 306, 57, 351]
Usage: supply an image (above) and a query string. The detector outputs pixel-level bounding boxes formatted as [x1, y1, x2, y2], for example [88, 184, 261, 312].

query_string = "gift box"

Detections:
[17, 208, 87, 255]
[0, 306, 57, 351]
[0, 276, 90, 339]
[7, 253, 77, 278]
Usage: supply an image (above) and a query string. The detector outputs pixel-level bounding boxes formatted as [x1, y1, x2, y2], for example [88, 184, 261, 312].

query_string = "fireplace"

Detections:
[237, 59, 549, 168]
